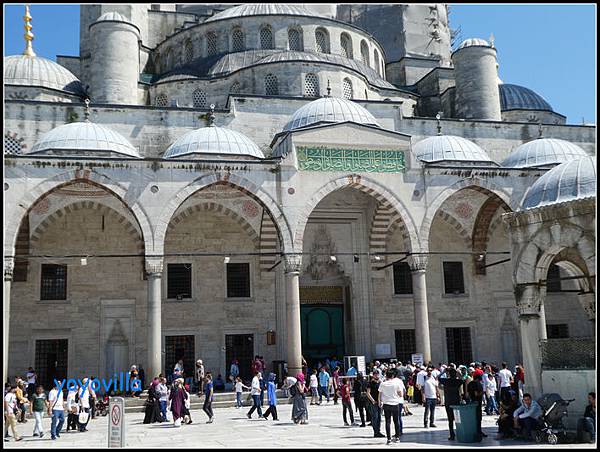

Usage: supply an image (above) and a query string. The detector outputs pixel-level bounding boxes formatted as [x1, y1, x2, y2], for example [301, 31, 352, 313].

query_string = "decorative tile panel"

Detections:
[296, 146, 405, 173]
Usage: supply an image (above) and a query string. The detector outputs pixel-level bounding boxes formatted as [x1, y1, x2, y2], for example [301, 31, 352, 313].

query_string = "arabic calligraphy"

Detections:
[296, 147, 405, 173]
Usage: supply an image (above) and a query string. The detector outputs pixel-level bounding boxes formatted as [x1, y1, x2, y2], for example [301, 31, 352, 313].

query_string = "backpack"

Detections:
[289, 384, 297, 397]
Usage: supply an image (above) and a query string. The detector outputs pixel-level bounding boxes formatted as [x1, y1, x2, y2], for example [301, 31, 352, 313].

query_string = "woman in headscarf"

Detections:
[291, 372, 308, 425]
[143, 378, 162, 424]
[169, 378, 188, 427]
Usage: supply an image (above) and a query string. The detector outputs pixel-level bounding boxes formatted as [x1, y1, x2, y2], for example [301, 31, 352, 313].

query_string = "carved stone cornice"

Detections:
[408, 255, 428, 272]
[145, 256, 164, 276]
[283, 253, 302, 274]
[514, 284, 543, 318]
[4, 257, 15, 281]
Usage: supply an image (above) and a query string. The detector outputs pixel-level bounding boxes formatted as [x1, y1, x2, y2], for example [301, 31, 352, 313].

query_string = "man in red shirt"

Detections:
[341, 378, 355, 426]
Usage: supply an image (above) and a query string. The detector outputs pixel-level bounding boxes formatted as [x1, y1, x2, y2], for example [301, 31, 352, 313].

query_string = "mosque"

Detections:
[3, 4, 596, 400]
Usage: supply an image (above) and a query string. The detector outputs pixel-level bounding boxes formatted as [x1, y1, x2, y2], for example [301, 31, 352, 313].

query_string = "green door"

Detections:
[301, 305, 345, 363]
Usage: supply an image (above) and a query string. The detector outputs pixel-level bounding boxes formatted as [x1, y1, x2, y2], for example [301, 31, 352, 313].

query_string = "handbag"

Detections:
[78, 410, 90, 424]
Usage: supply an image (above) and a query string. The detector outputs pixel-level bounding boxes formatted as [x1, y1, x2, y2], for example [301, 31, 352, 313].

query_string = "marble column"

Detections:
[284, 254, 303, 377]
[538, 302, 548, 341]
[409, 256, 432, 365]
[146, 257, 163, 380]
[515, 284, 544, 398]
[4, 258, 14, 386]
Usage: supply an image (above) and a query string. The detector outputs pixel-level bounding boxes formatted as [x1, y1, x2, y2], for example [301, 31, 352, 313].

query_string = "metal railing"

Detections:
[540, 338, 595, 370]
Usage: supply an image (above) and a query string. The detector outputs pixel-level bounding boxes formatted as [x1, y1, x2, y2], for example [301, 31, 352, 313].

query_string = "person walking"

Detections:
[77, 378, 91, 432]
[247, 371, 263, 419]
[169, 378, 187, 427]
[30, 385, 48, 438]
[290, 373, 308, 425]
[47, 381, 65, 440]
[263, 373, 278, 421]
[25, 368, 37, 401]
[66, 386, 79, 432]
[234, 377, 249, 408]
[143, 378, 162, 424]
[156, 377, 169, 422]
[4, 386, 23, 442]
[422, 366, 440, 428]
[484, 373, 499, 415]
[340, 378, 355, 426]
[467, 373, 486, 440]
[309, 369, 319, 405]
[353, 372, 369, 427]
[498, 362, 514, 404]
[332, 366, 341, 405]
[182, 384, 193, 425]
[440, 366, 464, 441]
[318, 367, 331, 404]
[203, 373, 214, 423]
[367, 370, 385, 438]
[195, 360, 205, 396]
[378, 369, 404, 444]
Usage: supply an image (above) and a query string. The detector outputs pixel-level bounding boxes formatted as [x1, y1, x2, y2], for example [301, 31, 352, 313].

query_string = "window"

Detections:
[342, 78, 353, 100]
[207, 32, 218, 56]
[40, 264, 67, 300]
[374, 49, 380, 75]
[288, 28, 302, 51]
[192, 89, 206, 108]
[340, 33, 352, 58]
[164, 49, 173, 71]
[226, 263, 250, 298]
[315, 28, 329, 54]
[230, 82, 241, 94]
[394, 329, 416, 364]
[446, 327, 473, 364]
[167, 263, 192, 299]
[360, 40, 370, 66]
[154, 94, 168, 107]
[547, 323, 569, 339]
[165, 335, 195, 382]
[443, 261, 465, 294]
[184, 39, 194, 63]
[260, 26, 274, 49]
[231, 28, 245, 52]
[546, 264, 562, 292]
[4, 135, 22, 154]
[304, 73, 320, 97]
[265, 73, 279, 95]
[35, 339, 68, 389]
[393, 262, 413, 294]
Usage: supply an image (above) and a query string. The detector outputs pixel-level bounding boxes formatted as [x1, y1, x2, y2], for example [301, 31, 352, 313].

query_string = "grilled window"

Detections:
[394, 329, 416, 364]
[207, 32, 218, 56]
[546, 264, 562, 292]
[184, 40, 194, 63]
[167, 263, 192, 299]
[547, 323, 569, 339]
[230, 82, 241, 94]
[443, 261, 465, 294]
[226, 263, 250, 298]
[446, 327, 473, 364]
[340, 33, 352, 58]
[4, 134, 23, 155]
[360, 40, 370, 66]
[304, 73, 319, 97]
[193, 89, 207, 108]
[265, 74, 279, 95]
[288, 28, 302, 51]
[315, 28, 329, 54]
[393, 262, 413, 294]
[342, 78, 353, 100]
[260, 26, 274, 49]
[374, 49, 380, 75]
[231, 28, 245, 52]
[40, 264, 67, 300]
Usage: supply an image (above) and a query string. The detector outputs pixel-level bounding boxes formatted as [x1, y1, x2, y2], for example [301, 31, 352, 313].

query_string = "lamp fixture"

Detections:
[224, 256, 230, 264]
[329, 255, 337, 262]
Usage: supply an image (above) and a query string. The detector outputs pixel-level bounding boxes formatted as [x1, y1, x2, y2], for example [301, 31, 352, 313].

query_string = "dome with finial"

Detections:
[502, 138, 589, 169]
[412, 135, 495, 164]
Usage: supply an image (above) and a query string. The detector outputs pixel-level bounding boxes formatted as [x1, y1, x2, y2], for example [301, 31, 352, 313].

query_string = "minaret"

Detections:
[23, 5, 36, 57]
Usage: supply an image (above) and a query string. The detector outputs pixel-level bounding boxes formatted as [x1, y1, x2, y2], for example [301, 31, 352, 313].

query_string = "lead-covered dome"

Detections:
[204, 4, 324, 22]
[522, 156, 596, 209]
[29, 122, 140, 158]
[412, 135, 495, 164]
[502, 138, 588, 168]
[164, 126, 265, 159]
[499, 84, 553, 112]
[283, 97, 380, 132]
[4, 55, 85, 94]
[457, 38, 490, 50]
[93, 11, 130, 23]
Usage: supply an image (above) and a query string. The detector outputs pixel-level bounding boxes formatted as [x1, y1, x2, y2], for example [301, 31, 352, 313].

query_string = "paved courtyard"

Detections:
[5, 401, 595, 448]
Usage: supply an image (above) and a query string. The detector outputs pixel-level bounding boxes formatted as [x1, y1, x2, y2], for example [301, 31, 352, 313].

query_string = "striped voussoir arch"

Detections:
[29, 201, 144, 254]
[368, 202, 395, 270]
[259, 209, 279, 273]
[167, 202, 260, 248]
[434, 209, 471, 245]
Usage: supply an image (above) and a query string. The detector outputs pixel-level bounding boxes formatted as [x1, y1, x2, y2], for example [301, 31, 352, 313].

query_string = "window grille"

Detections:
[260, 26, 274, 49]
[393, 262, 412, 294]
[342, 78, 353, 100]
[547, 324, 569, 339]
[35, 339, 68, 389]
[4, 134, 22, 154]
[193, 89, 207, 108]
[443, 261, 465, 294]
[288, 28, 302, 51]
[167, 263, 192, 299]
[184, 40, 194, 63]
[232, 28, 245, 52]
[304, 73, 319, 97]
[374, 49, 380, 75]
[360, 40, 370, 66]
[446, 327, 473, 364]
[230, 82, 241, 94]
[207, 32, 217, 56]
[40, 264, 67, 300]
[315, 29, 329, 54]
[226, 263, 251, 298]
[165, 335, 195, 381]
[340, 33, 352, 58]
[394, 329, 416, 364]
[546, 264, 562, 292]
[265, 74, 279, 95]
[155, 94, 168, 107]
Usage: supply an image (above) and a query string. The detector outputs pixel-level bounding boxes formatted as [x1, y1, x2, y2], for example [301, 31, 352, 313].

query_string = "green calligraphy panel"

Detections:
[296, 147, 405, 173]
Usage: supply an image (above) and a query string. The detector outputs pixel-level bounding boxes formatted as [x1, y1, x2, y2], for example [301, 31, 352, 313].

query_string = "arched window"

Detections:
[231, 28, 245, 52]
[164, 49, 173, 71]
[260, 26, 274, 50]
[265, 74, 279, 95]
[184, 40, 194, 64]
[304, 73, 320, 97]
[193, 89, 207, 108]
[154, 55, 161, 73]
[207, 32, 218, 56]
[155, 93, 168, 107]
[360, 40, 370, 66]
[381, 59, 386, 79]
[315, 28, 330, 54]
[342, 78, 353, 100]
[288, 28, 303, 51]
[340, 33, 353, 59]
[374, 49, 380, 75]
[230, 82, 241, 94]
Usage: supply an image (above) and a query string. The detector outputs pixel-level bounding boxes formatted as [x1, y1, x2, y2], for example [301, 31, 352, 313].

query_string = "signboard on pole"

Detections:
[108, 397, 125, 448]
[356, 356, 366, 375]
[411, 353, 424, 367]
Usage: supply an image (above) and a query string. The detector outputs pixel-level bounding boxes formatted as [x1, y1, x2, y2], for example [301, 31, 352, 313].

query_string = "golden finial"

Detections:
[23, 5, 36, 57]
[489, 33, 495, 49]
[84, 98, 91, 122]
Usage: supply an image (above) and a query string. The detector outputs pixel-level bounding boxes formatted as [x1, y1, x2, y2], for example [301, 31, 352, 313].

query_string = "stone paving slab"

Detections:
[4, 402, 596, 449]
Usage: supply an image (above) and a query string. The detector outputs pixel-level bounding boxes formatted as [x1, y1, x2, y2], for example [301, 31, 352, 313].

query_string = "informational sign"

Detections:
[108, 397, 125, 448]
[344, 356, 366, 375]
[356, 356, 366, 374]
[375, 343, 391, 356]
[411, 353, 424, 366]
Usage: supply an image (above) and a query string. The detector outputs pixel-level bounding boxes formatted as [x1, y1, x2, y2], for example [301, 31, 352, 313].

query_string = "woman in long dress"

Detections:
[291, 373, 309, 424]
[169, 379, 187, 427]
[143, 378, 162, 424]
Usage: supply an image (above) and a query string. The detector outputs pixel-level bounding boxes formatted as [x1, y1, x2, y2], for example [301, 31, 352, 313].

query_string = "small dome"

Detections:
[457, 38, 490, 50]
[522, 156, 596, 209]
[94, 11, 130, 23]
[502, 138, 588, 168]
[29, 122, 140, 158]
[283, 97, 380, 132]
[4, 55, 84, 94]
[499, 84, 553, 112]
[412, 135, 495, 164]
[205, 4, 323, 22]
[164, 126, 264, 159]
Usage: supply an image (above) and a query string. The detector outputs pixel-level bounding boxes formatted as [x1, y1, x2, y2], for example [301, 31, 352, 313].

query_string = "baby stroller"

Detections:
[95, 395, 110, 417]
[534, 393, 575, 445]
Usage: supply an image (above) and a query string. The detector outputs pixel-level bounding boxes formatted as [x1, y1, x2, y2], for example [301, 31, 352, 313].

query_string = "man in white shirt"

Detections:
[378, 369, 405, 444]
[485, 373, 499, 415]
[78, 379, 91, 432]
[156, 377, 169, 422]
[498, 362, 514, 403]
[4, 386, 23, 442]
[415, 365, 428, 406]
[247, 371, 263, 419]
[422, 367, 440, 428]
[47, 381, 65, 440]
[309, 370, 319, 405]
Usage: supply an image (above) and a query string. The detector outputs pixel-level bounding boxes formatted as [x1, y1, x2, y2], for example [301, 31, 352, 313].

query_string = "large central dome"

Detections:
[204, 4, 324, 22]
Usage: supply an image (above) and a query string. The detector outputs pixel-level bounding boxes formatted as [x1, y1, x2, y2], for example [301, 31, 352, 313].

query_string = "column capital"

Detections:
[4, 257, 15, 281]
[408, 255, 428, 272]
[514, 283, 543, 318]
[145, 256, 164, 276]
[283, 253, 302, 274]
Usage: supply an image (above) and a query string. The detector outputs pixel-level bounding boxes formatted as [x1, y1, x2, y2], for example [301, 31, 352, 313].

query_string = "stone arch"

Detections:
[155, 173, 293, 256]
[472, 196, 512, 274]
[4, 169, 154, 257]
[294, 174, 420, 254]
[432, 210, 472, 246]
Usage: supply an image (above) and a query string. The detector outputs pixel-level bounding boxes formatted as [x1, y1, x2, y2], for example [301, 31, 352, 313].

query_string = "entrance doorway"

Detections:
[35, 339, 68, 389]
[225, 334, 254, 382]
[446, 327, 473, 364]
[301, 305, 345, 366]
[165, 335, 195, 382]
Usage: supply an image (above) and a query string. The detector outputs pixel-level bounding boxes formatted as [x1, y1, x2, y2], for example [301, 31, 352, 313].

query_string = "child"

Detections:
[309, 369, 319, 405]
[263, 373, 278, 421]
[341, 378, 355, 426]
[183, 384, 193, 424]
[234, 377, 249, 408]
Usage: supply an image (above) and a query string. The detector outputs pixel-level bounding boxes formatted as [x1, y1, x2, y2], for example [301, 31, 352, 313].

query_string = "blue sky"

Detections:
[3, 4, 596, 123]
